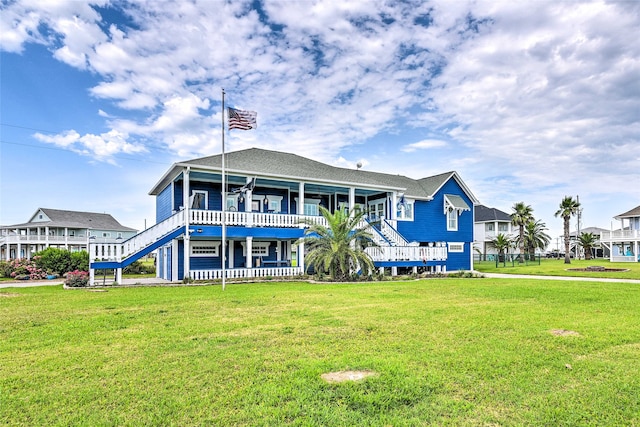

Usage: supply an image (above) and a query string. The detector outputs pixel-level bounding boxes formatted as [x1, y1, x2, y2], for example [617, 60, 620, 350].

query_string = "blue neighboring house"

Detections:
[89, 148, 478, 284]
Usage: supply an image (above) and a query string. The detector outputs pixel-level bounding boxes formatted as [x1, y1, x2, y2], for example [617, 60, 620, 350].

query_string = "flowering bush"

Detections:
[7, 258, 46, 280]
[64, 270, 90, 287]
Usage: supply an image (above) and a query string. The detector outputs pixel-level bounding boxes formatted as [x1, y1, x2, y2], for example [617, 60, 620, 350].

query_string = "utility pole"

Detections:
[576, 195, 581, 260]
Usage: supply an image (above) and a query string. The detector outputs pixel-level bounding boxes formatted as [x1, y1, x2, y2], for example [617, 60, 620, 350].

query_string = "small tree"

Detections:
[554, 196, 581, 264]
[511, 202, 533, 263]
[297, 207, 376, 281]
[578, 232, 598, 260]
[489, 233, 512, 262]
[523, 219, 551, 259]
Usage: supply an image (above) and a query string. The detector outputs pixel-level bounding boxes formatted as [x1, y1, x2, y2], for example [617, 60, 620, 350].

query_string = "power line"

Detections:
[0, 139, 172, 166]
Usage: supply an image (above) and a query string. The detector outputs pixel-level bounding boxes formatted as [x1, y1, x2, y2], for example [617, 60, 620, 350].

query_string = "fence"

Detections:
[474, 253, 541, 267]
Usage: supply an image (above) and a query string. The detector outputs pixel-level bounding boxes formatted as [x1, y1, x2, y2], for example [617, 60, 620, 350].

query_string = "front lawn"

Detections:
[2, 279, 639, 426]
[475, 257, 640, 279]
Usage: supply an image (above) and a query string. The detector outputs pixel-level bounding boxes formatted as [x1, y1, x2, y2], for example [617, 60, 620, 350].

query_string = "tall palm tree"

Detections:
[489, 233, 512, 262]
[523, 219, 551, 259]
[297, 206, 375, 281]
[511, 202, 534, 262]
[578, 232, 598, 260]
[554, 196, 581, 264]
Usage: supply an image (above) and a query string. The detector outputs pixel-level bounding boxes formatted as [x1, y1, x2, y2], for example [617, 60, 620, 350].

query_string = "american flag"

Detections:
[228, 107, 257, 130]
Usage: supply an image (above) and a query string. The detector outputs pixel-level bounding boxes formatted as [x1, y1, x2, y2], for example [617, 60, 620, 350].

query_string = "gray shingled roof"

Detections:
[3, 208, 136, 231]
[615, 205, 640, 219]
[151, 148, 475, 202]
[475, 205, 511, 222]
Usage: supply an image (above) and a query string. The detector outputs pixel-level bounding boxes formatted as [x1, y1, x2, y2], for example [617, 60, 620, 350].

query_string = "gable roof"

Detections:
[569, 227, 608, 238]
[475, 205, 511, 222]
[615, 205, 640, 219]
[3, 208, 136, 231]
[150, 148, 479, 203]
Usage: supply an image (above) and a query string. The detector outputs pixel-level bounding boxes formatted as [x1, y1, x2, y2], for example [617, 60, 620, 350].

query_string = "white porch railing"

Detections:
[190, 266, 304, 280]
[611, 255, 638, 263]
[190, 210, 328, 228]
[90, 210, 185, 262]
[601, 230, 640, 240]
[0, 235, 88, 243]
[365, 246, 447, 262]
[380, 219, 409, 246]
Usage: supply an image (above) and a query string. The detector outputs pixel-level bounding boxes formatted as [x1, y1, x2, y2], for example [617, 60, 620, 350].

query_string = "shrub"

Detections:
[0, 260, 12, 278]
[7, 258, 46, 280]
[70, 251, 89, 272]
[65, 270, 89, 287]
[34, 248, 70, 276]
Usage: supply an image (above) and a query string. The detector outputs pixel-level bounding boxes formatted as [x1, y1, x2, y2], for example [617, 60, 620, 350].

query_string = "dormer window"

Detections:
[444, 194, 471, 231]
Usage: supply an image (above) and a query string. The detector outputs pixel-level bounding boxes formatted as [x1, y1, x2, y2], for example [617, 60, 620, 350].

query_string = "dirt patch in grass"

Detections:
[566, 266, 629, 272]
[0, 292, 21, 298]
[321, 370, 377, 383]
[551, 329, 580, 337]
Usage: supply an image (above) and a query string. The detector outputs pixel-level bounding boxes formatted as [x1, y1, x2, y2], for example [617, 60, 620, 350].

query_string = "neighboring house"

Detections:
[568, 226, 609, 259]
[89, 148, 479, 285]
[600, 205, 640, 262]
[473, 205, 513, 257]
[1, 208, 137, 261]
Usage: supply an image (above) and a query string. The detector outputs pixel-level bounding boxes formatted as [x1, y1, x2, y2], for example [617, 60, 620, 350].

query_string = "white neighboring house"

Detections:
[568, 226, 609, 259]
[600, 205, 640, 262]
[473, 205, 513, 257]
[0, 208, 137, 260]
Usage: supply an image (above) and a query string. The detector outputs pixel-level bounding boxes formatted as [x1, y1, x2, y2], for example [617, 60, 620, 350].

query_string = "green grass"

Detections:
[2, 279, 640, 425]
[475, 258, 640, 279]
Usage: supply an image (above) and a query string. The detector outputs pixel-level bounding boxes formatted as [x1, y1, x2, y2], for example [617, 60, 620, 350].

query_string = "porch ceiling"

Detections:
[183, 172, 384, 196]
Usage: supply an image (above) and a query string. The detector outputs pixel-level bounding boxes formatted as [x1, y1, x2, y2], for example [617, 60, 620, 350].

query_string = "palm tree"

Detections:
[554, 196, 581, 264]
[577, 232, 598, 260]
[297, 206, 376, 281]
[489, 233, 512, 262]
[523, 219, 551, 259]
[511, 202, 534, 262]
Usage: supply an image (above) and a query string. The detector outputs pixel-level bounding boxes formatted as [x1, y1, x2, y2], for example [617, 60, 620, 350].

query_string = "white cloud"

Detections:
[35, 129, 147, 164]
[402, 139, 447, 152]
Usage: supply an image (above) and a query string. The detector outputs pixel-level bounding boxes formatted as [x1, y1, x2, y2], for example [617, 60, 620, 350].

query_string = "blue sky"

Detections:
[1, 0, 639, 246]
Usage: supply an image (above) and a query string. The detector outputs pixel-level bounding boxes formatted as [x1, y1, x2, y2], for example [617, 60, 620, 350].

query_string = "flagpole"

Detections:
[221, 88, 226, 291]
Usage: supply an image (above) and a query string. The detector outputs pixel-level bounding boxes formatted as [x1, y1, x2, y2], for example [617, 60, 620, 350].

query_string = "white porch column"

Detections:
[64, 227, 69, 250]
[391, 193, 397, 220]
[115, 268, 122, 284]
[245, 236, 253, 272]
[183, 168, 191, 279]
[228, 239, 235, 269]
[349, 187, 355, 213]
[276, 241, 282, 262]
[298, 242, 305, 272]
[89, 268, 95, 286]
[298, 182, 305, 214]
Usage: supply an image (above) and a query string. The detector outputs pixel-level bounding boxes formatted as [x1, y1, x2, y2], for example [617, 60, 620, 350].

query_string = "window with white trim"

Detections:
[296, 198, 321, 216]
[191, 243, 220, 257]
[448, 242, 464, 253]
[397, 201, 414, 221]
[241, 241, 270, 256]
[190, 190, 207, 210]
[447, 208, 458, 231]
[263, 196, 283, 213]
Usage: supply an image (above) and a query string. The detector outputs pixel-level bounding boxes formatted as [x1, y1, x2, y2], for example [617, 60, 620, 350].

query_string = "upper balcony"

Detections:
[600, 230, 640, 241]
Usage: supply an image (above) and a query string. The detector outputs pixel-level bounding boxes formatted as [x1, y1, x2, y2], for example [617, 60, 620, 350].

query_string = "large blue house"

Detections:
[89, 148, 478, 284]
